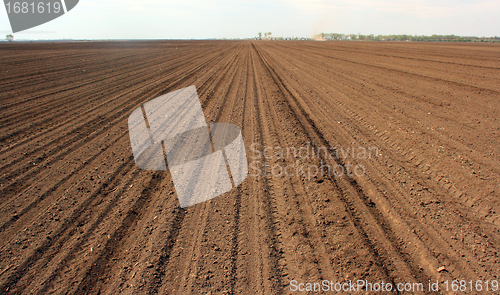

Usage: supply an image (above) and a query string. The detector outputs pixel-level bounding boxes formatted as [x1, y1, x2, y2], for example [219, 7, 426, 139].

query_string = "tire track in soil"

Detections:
[232, 46, 284, 294]
[256, 41, 498, 284]
[260, 42, 465, 283]
[154, 44, 253, 295]
[250, 43, 395, 289]
[246, 44, 285, 294]
[252, 42, 423, 286]
[260, 41, 499, 280]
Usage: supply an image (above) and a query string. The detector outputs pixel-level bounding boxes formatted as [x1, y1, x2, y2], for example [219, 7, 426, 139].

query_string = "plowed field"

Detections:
[1, 40, 499, 294]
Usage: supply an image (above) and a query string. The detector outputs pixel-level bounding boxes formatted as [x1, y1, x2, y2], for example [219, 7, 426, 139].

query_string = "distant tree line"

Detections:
[319, 33, 500, 42]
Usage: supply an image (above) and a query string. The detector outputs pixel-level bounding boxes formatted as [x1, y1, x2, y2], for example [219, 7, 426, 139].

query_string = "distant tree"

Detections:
[319, 32, 495, 42]
[258, 32, 262, 38]
[6, 34, 14, 42]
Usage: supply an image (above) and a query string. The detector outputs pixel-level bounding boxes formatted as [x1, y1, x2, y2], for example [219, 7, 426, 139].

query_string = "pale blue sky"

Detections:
[1, 0, 499, 39]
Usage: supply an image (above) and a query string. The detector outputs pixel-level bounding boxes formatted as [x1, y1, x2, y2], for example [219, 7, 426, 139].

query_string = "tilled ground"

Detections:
[0, 41, 499, 294]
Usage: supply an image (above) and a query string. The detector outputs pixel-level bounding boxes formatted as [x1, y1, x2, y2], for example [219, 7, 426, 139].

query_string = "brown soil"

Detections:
[0, 40, 499, 294]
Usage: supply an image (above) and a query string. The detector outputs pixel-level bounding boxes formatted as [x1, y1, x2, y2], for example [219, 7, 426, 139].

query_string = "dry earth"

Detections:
[0, 40, 499, 294]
